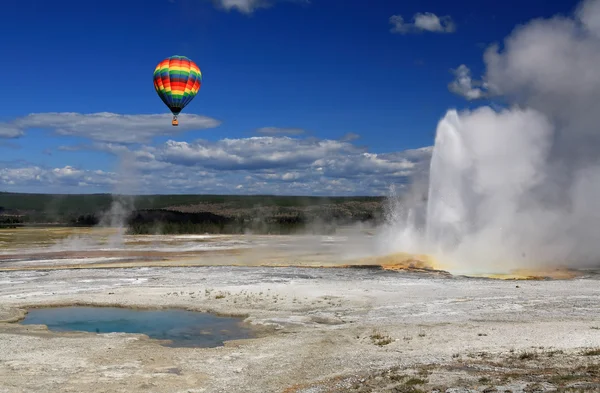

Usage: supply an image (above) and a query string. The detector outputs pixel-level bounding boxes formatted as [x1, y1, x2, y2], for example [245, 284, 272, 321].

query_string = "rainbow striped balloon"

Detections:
[153, 55, 202, 124]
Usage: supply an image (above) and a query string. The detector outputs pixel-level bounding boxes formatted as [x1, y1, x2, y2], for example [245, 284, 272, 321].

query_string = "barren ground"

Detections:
[0, 228, 599, 393]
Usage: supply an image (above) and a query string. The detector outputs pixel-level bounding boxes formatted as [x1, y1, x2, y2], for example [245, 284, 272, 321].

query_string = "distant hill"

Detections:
[0, 192, 387, 233]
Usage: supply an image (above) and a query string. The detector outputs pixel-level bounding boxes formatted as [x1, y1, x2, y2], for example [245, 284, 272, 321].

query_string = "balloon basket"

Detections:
[172, 116, 179, 127]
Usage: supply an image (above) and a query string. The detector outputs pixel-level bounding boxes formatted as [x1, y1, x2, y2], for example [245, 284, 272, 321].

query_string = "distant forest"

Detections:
[0, 192, 387, 234]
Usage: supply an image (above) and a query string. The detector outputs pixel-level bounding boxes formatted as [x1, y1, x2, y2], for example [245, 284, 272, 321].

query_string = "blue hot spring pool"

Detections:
[21, 306, 254, 348]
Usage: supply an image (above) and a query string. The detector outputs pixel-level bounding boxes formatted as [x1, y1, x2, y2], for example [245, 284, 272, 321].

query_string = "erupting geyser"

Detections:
[423, 107, 555, 274]
[379, 0, 600, 275]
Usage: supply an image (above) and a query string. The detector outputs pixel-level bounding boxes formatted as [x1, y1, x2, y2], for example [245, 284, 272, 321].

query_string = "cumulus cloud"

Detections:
[311, 151, 425, 180]
[213, 0, 269, 13]
[212, 0, 308, 14]
[157, 137, 432, 192]
[390, 12, 456, 34]
[0, 166, 116, 190]
[43, 135, 433, 195]
[256, 127, 306, 135]
[0, 112, 220, 144]
[448, 64, 489, 100]
[156, 137, 361, 170]
[0, 124, 23, 138]
[0, 163, 226, 194]
[340, 132, 360, 142]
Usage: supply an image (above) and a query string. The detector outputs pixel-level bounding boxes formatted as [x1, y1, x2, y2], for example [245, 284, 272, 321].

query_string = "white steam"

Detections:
[52, 149, 140, 252]
[99, 148, 140, 248]
[379, 0, 600, 273]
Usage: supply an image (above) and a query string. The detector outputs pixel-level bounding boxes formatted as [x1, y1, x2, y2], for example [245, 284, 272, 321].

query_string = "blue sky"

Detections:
[0, 0, 581, 195]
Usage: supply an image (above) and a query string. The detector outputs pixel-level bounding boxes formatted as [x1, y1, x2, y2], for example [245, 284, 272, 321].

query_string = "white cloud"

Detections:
[256, 127, 306, 135]
[152, 137, 432, 193]
[414, 12, 456, 33]
[311, 151, 423, 180]
[390, 12, 456, 34]
[340, 132, 360, 142]
[0, 112, 220, 144]
[213, 0, 269, 13]
[0, 166, 116, 189]
[0, 109, 431, 195]
[448, 64, 489, 100]
[211, 0, 308, 14]
[31, 135, 433, 195]
[0, 124, 23, 138]
[156, 136, 361, 170]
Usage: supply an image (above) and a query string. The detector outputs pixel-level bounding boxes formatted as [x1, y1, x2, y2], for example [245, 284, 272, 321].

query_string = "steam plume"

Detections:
[380, 0, 600, 274]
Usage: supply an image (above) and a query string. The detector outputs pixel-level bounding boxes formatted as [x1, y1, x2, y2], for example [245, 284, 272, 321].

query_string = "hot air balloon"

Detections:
[153, 55, 202, 126]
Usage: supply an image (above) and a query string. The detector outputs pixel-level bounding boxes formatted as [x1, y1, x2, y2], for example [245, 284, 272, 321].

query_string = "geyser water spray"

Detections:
[378, 0, 600, 274]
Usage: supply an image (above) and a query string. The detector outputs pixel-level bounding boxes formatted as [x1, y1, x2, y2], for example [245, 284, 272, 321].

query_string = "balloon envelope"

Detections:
[153, 55, 202, 117]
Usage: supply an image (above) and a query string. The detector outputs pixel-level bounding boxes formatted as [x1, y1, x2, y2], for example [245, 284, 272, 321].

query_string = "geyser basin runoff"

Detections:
[20, 306, 254, 348]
